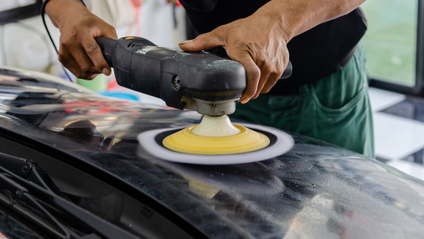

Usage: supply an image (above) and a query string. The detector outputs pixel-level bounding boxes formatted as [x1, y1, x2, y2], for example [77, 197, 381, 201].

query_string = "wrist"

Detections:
[252, 1, 300, 44]
[44, 0, 89, 28]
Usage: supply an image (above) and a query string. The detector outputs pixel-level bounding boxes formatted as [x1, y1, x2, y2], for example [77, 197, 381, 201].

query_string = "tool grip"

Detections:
[96, 36, 293, 80]
[281, 61, 292, 79]
[95, 37, 117, 67]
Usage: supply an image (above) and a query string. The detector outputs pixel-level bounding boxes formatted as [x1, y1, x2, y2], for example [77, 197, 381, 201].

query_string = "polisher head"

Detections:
[162, 115, 270, 155]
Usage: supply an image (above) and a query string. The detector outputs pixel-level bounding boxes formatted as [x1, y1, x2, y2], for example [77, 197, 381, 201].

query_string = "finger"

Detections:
[60, 57, 98, 80]
[58, 48, 80, 77]
[236, 53, 261, 104]
[101, 24, 118, 39]
[80, 35, 112, 75]
[59, 48, 97, 80]
[178, 27, 226, 52]
[261, 72, 281, 94]
[67, 43, 99, 79]
[261, 62, 286, 93]
[252, 65, 271, 99]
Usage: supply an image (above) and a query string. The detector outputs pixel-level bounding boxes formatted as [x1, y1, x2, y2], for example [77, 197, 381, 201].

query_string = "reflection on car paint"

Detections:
[1, 67, 424, 238]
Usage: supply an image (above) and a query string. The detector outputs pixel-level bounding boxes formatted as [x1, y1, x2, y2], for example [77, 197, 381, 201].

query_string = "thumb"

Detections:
[178, 29, 225, 52]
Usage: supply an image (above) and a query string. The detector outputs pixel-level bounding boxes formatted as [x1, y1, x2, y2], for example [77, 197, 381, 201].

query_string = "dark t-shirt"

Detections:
[179, 0, 367, 94]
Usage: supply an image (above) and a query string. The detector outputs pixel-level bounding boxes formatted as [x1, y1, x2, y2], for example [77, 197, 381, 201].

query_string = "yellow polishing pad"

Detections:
[162, 124, 270, 155]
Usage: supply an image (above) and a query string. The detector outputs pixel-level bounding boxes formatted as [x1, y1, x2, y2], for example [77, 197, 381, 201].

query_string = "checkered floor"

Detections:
[369, 87, 424, 181]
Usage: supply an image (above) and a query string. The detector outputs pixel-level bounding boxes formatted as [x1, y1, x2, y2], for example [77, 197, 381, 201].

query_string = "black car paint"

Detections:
[0, 67, 424, 239]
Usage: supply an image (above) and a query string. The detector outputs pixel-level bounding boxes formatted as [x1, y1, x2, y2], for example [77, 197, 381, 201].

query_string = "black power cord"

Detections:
[40, 0, 87, 82]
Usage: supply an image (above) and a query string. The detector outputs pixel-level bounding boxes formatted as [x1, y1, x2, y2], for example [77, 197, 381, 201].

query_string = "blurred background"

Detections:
[0, 0, 186, 104]
[1, 0, 424, 181]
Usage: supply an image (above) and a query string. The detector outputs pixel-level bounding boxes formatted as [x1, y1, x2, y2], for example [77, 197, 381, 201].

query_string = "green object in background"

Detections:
[361, 0, 417, 87]
[77, 74, 108, 91]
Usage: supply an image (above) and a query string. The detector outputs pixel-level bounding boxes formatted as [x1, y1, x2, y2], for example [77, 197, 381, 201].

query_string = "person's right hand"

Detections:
[46, 0, 117, 80]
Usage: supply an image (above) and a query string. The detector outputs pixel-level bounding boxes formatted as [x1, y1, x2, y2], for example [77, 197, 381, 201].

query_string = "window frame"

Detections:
[368, 0, 424, 96]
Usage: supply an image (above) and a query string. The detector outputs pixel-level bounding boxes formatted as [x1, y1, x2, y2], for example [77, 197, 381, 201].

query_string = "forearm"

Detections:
[258, 0, 366, 42]
[43, 0, 90, 29]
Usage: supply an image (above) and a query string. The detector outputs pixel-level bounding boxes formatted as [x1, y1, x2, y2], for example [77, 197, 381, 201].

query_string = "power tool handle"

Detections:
[221, 57, 292, 80]
[95, 37, 116, 67]
[281, 61, 292, 80]
[96, 36, 293, 80]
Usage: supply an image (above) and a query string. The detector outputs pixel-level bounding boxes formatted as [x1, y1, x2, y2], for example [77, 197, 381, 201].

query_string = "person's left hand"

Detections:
[179, 7, 291, 104]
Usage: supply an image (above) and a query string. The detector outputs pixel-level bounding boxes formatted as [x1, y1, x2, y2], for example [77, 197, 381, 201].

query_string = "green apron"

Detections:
[230, 44, 375, 158]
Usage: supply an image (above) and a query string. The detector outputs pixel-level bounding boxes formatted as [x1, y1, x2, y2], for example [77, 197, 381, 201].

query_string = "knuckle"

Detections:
[60, 39, 71, 48]
[275, 67, 284, 77]
[58, 53, 69, 65]
[261, 61, 271, 72]
[107, 25, 117, 36]
[69, 27, 80, 39]
[251, 68, 261, 80]
[79, 63, 91, 73]
[84, 43, 99, 55]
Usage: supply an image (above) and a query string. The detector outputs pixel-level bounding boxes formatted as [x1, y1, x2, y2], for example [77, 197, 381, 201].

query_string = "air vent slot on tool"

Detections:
[128, 41, 143, 49]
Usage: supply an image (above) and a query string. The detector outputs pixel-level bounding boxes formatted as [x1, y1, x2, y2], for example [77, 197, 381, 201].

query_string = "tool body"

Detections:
[97, 36, 293, 156]
[96, 37, 292, 116]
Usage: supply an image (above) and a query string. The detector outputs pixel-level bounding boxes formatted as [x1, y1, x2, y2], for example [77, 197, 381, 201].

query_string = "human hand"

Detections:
[178, 7, 290, 103]
[46, 0, 117, 80]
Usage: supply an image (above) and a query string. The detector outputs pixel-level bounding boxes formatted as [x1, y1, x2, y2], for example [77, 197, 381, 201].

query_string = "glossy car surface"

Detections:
[1, 67, 424, 239]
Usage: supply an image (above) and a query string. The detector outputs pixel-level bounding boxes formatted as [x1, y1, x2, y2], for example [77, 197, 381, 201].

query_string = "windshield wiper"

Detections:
[0, 152, 67, 196]
[0, 173, 71, 238]
[0, 154, 140, 239]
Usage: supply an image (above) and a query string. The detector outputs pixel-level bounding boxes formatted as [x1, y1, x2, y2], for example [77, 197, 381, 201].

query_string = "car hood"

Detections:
[1, 67, 424, 239]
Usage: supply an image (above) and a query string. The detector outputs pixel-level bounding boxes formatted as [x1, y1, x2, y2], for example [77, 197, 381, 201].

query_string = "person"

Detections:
[43, 0, 374, 158]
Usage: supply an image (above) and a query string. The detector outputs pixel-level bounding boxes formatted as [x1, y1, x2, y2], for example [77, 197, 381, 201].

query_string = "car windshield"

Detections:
[1, 68, 424, 239]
